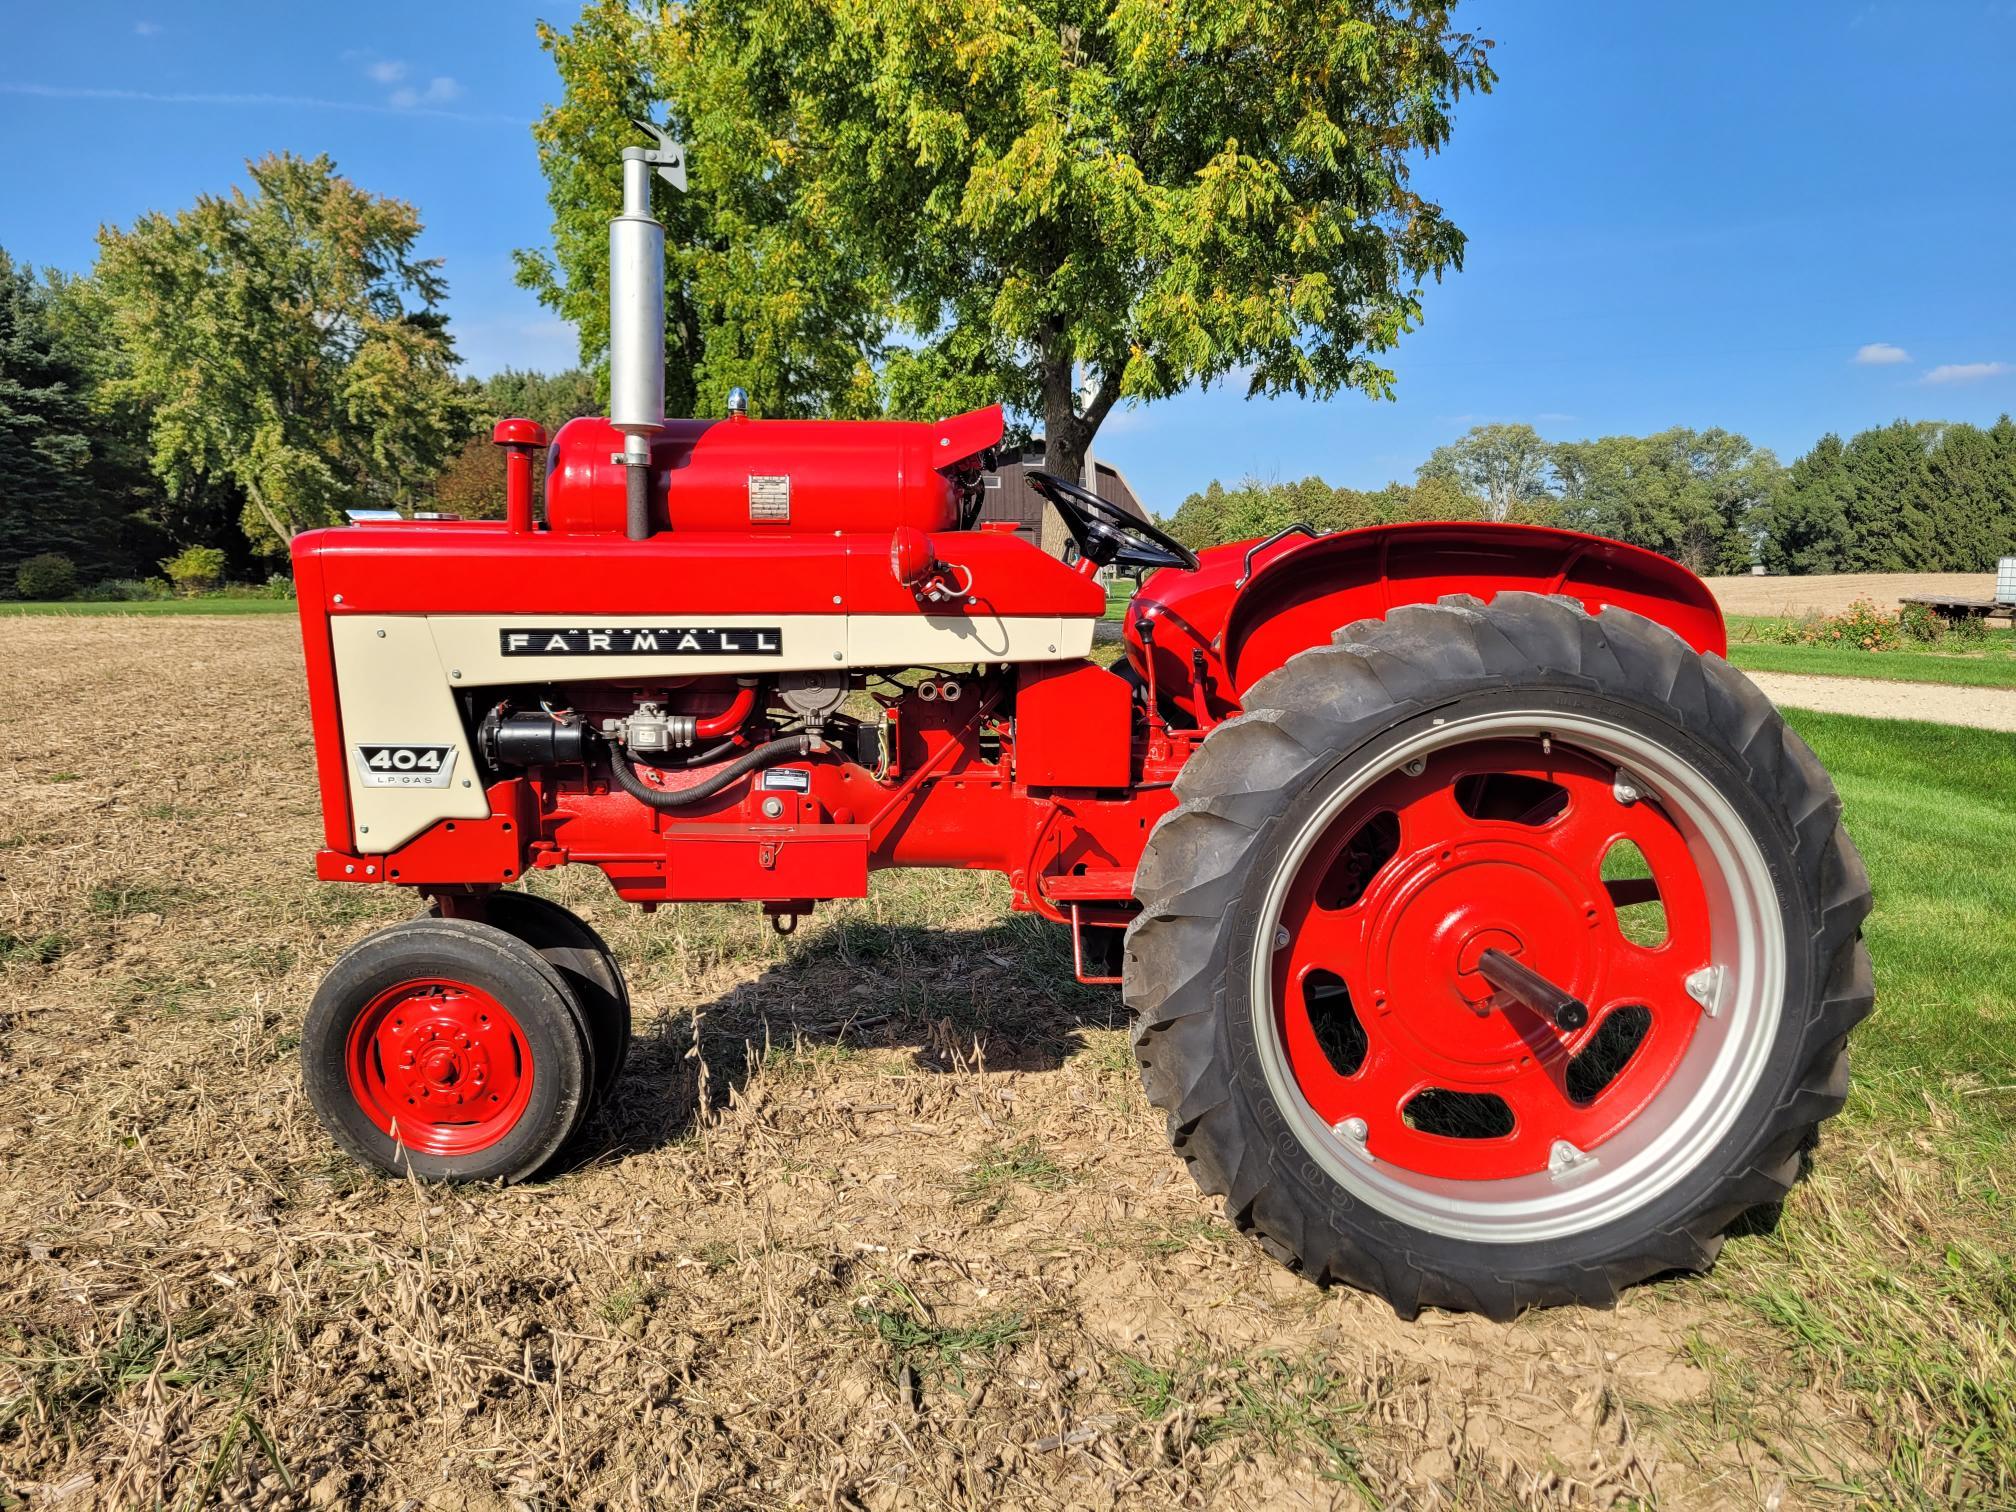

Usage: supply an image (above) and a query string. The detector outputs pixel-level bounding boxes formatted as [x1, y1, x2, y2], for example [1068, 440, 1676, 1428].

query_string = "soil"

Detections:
[1700, 571, 2001, 619]
[0, 618, 1903, 1509]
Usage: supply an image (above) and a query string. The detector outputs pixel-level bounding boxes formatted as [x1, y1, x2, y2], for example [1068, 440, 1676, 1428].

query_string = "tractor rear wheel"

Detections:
[427, 891, 631, 1102]
[302, 918, 592, 1183]
[1125, 593, 1873, 1318]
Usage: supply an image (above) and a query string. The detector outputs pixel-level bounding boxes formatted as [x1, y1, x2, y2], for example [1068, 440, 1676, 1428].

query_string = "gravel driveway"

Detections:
[1741, 670, 2016, 732]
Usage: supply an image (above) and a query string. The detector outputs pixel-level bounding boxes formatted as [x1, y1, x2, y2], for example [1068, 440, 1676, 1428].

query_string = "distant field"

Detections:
[1702, 569, 2002, 619]
[0, 598, 296, 616]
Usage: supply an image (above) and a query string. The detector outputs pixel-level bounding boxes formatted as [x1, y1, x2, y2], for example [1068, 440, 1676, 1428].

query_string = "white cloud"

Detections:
[133, 20, 161, 35]
[390, 76, 464, 109]
[365, 59, 408, 84]
[1923, 361, 2012, 385]
[1853, 342, 1911, 365]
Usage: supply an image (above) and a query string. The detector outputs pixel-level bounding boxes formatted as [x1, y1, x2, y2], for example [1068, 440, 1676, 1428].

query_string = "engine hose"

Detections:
[608, 732, 819, 809]
[631, 736, 740, 770]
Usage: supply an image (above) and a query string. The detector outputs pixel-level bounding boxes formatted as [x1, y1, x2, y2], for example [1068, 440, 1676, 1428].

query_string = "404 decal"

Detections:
[354, 743, 460, 789]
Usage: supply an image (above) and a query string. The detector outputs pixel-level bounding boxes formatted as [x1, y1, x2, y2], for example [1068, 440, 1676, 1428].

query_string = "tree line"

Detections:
[7, 0, 1493, 592]
[0, 157, 600, 594]
[1166, 420, 2016, 574]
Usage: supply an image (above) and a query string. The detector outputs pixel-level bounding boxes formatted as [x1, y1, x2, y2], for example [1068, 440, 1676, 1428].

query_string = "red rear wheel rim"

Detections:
[1273, 738, 1712, 1182]
[345, 979, 535, 1156]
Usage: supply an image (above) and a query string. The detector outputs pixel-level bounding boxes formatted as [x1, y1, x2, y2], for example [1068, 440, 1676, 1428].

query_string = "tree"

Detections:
[94, 153, 473, 553]
[1164, 471, 1483, 551]
[1418, 424, 1556, 521]
[1759, 433, 1851, 574]
[0, 249, 142, 587]
[1922, 422, 2000, 572]
[1837, 421, 1937, 572]
[527, 0, 1493, 494]
[516, 1, 885, 423]
[431, 368, 601, 520]
[1553, 429, 1778, 574]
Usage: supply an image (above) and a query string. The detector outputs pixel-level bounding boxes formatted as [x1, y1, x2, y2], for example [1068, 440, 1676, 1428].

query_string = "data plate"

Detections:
[748, 474, 791, 522]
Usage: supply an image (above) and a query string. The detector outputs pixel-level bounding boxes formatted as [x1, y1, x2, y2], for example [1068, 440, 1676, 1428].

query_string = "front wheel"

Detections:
[1125, 593, 1874, 1318]
[302, 918, 592, 1183]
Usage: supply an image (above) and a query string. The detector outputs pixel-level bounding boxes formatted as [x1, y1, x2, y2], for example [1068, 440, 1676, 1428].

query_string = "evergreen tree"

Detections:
[0, 249, 134, 587]
[1839, 421, 1937, 572]
[1760, 433, 1851, 574]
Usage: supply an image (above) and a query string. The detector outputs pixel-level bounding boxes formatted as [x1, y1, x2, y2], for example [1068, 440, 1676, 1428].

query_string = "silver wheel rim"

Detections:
[1247, 708, 1787, 1245]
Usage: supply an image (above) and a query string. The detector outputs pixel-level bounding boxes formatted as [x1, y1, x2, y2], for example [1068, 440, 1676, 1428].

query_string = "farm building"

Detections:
[982, 445, 1150, 559]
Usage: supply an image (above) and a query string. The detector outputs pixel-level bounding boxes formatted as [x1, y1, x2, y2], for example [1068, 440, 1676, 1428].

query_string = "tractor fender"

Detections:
[1127, 522, 1725, 723]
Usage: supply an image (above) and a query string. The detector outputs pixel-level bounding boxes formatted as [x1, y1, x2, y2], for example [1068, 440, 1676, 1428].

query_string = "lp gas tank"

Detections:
[544, 405, 1003, 536]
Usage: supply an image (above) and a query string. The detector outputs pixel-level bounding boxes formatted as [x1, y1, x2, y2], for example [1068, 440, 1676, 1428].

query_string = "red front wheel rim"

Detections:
[345, 979, 535, 1156]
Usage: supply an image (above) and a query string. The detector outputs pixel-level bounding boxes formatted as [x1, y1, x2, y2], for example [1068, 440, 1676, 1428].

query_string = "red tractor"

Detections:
[291, 130, 1872, 1318]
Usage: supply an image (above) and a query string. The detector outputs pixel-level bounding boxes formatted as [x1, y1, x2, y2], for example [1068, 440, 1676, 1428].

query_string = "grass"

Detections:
[1720, 710, 2016, 1505]
[0, 598, 297, 616]
[955, 1138, 1074, 1215]
[1725, 614, 2016, 688]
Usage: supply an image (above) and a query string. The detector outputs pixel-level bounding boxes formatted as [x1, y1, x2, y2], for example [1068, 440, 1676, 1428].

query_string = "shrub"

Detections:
[1948, 612, 1989, 643]
[15, 552, 78, 600]
[161, 546, 227, 596]
[78, 577, 174, 602]
[1898, 601, 1948, 644]
[1773, 598, 1901, 652]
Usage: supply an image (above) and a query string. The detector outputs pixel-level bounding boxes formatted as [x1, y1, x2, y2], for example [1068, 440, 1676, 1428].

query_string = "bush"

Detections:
[211, 573, 296, 600]
[15, 552, 78, 600]
[161, 546, 227, 596]
[1898, 601, 1948, 644]
[1948, 613, 1989, 643]
[77, 577, 174, 602]
[1773, 598, 1901, 651]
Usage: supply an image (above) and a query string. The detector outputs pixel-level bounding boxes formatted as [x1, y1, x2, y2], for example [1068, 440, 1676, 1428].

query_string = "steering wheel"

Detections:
[1025, 470, 1200, 573]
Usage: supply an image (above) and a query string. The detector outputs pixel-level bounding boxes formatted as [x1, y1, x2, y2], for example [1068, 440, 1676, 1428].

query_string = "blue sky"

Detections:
[3, 2, 2013, 511]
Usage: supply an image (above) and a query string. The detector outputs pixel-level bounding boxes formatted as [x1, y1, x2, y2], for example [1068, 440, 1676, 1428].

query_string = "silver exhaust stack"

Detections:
[609, 119, 686, 540]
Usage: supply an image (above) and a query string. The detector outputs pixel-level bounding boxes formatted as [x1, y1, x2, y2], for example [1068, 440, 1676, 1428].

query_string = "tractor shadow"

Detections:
[563, 914, 1128, 1170]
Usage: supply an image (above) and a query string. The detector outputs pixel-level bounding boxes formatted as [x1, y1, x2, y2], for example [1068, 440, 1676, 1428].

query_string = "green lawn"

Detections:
[1725, 614, 2016, 689]
[0, 597, 298, 616]
[1716, 710, 2016, 1501]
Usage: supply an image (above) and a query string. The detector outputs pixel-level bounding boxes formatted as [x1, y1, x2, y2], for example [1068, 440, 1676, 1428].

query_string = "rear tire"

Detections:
[303, 918, 593, 1183]
[1124, 593, 1874, 1318]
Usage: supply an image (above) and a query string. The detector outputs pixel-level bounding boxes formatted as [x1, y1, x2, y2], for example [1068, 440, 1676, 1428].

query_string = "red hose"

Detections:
[693, 684, 757, 739]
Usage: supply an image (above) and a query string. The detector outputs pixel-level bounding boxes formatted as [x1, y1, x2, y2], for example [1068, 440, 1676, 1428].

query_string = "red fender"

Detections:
[1126, 522, 1726, 726]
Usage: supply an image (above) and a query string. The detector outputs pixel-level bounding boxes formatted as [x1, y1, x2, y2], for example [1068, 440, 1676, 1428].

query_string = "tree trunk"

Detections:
[245, 479, 294, 548]
[1036, 333, 1120, 557]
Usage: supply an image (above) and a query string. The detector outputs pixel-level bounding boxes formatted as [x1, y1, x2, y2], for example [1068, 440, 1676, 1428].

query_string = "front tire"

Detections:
[303, 918, 593, 1183]
[428, 891, 631, 1101]
[1125, 593, 1873, 1318]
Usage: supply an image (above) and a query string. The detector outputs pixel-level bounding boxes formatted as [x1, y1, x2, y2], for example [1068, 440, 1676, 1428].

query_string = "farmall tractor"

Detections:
[292, 130, 1873, 1318]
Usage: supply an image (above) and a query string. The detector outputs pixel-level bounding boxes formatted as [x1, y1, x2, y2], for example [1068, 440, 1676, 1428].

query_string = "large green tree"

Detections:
[516, 0, 886, 421]
[1416, 423, 1556, 521]
[526, 0, 1493, 488]
[94, 153, 472, 552]
[1164, 471, 1481, 550]
[1835, 421, 1937, 573]
[1757, 432, 1850, 575]
[1553, 429, 1779, 575]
